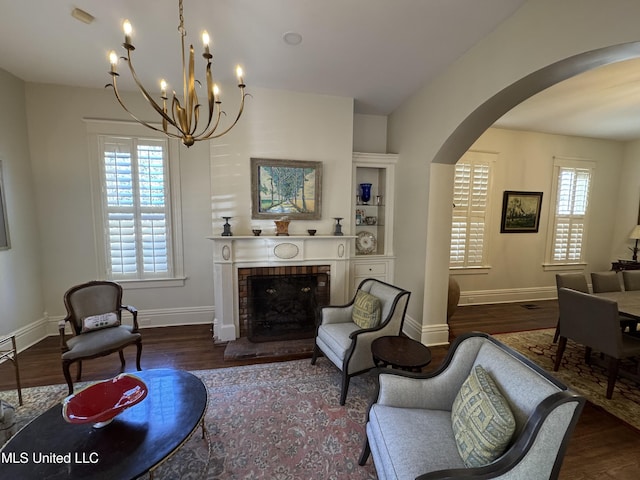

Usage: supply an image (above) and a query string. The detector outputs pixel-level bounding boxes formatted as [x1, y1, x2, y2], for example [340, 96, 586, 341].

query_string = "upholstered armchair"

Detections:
[311, 278, 410, 405]
[359, 332, 585, 480]
[59, 280, 142, 394]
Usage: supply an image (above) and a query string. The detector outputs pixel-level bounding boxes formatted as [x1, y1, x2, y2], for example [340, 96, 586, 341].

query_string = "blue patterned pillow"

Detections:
[351, 290, 381, 329]
[451, 365, 516, 467]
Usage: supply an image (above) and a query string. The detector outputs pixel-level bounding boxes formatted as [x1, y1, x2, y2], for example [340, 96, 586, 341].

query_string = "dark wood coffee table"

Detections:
[0, 368, 207, 480]
[372, 336, 432, 372]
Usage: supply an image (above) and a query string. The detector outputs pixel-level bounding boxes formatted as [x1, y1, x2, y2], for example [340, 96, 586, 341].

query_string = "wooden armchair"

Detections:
[59, 280, 142, 394]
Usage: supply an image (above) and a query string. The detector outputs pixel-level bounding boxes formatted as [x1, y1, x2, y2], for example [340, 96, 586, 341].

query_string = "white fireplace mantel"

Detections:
[208, 235, 355, 342]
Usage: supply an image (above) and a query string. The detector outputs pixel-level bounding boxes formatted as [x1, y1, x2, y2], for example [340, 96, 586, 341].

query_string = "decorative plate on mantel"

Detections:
[356, 231, 376, 255]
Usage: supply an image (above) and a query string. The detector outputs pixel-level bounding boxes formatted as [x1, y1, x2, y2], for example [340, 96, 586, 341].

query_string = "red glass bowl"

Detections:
[62, 373, 148, 428]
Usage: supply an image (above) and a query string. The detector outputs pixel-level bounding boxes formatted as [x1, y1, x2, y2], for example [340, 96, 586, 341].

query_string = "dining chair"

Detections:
[555, 287, 640, 399]
[590, 271, 622, 293]
[622, 270, 640, 291]
[553, 273, 589, 342]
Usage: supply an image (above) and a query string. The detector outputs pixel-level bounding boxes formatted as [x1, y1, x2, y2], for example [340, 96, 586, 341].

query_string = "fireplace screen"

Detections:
[248, 274, 327, 342]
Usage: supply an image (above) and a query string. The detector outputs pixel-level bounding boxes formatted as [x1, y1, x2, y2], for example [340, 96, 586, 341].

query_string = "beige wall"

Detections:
[20, 82, 353, 336]
[453, 127, 624, 302]
[0, 69, 44, 347]
[388, 0, 640, 344]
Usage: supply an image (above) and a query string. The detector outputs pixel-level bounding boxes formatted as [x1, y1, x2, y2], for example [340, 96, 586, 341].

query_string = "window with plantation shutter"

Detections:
[546, 158, 594, 265]
[450, 151, 495, 269]
[102, 138, 169, 278]
[84, 121, 185, 287]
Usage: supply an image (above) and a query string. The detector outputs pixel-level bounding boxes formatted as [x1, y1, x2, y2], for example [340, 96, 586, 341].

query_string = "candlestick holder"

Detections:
[221, 217, 233, 236]
[333, 217, 344, 236]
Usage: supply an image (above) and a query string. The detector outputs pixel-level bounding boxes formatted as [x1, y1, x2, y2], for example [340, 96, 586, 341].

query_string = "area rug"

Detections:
[0, 359, 378, 479]
[494, 328, 640, 430]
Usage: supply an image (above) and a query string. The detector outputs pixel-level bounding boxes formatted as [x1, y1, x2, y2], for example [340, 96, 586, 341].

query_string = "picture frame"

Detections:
[500, 190, 543, 233]
[251, 158, 322, 220]
[0, 160, 10, 250]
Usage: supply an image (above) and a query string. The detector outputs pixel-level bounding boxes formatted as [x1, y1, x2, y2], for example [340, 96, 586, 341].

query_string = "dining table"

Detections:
[593, 290, 640, 320]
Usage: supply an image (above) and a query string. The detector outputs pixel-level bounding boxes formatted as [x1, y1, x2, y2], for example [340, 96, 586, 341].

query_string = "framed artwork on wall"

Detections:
[0, 160, 10, 250]
[500, 190, 543, 233]
[251, 158, 322, 220]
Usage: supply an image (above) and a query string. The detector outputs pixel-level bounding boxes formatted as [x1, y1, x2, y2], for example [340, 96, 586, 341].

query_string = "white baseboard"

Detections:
[45, 306, 216, 336]
[5, 317, 50, 353]
[403, 315, 450, 347]
[459, 286, 556, 305]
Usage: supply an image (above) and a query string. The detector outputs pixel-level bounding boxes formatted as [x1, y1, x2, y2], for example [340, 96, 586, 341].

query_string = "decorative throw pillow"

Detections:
[351, 290, 382, 329]
[81, 312, 120, 333]
[451, 365, 516, 468]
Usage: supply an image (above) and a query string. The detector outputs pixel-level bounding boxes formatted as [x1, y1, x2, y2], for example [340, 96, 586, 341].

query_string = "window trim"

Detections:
[85, 119, 185, 288]
[543, 156, 595, 270]
[449, 150, 497, 270]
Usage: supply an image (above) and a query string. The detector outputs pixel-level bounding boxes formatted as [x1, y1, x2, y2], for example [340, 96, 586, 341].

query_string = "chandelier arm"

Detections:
[106, 78, 182, 140]
[193, 101, 222, 139]
[123, 53, 182, 134]
[186, 46, 197, 134]
[197, 90, 248, 141]
[172, 96, 188, 134]
[205, 60, 215, 121]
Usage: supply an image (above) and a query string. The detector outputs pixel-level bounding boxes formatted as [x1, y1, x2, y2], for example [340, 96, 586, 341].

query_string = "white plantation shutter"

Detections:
[549, 163, 592, 263]
[450, 152, 494, 267]
[101, 136, 171, 279]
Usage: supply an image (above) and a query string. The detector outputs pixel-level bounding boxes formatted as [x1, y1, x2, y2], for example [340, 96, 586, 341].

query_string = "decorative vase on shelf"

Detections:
[360, 183, 372, 204]
[274, 217, 290, 236]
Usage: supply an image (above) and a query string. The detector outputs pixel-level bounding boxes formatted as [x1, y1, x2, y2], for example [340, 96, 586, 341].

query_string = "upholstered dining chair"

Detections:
[590, 271, 622, 293]
[59, 280, 142, 394]
[311, 278, 410, 405]
[622, 270, 640, 291]
[555, 287, 640, 399]
[553, 273, 589, 342]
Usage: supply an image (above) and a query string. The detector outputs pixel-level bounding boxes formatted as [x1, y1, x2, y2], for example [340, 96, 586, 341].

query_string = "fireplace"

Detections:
[238, 265, 330, 342]
[209, 236, 353, 342]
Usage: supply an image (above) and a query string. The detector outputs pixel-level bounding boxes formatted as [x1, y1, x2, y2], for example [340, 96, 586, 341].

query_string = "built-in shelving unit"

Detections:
[350, 152, 398, 292]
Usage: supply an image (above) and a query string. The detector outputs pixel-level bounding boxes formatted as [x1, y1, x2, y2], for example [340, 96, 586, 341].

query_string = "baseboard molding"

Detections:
[45, 306, 216, 336]
[459, 286, 556, 305]
[403, 315, 450, 347]
[5, 317, 50, 353]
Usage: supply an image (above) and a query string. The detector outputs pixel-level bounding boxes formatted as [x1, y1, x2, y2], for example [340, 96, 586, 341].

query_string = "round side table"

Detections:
[372, 336, 432, 372]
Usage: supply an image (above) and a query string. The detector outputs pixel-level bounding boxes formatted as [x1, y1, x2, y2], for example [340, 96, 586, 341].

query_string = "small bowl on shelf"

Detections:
[307, 229, 317, 236]
[62, 373, 148, 428]
[252, 229, 262, 236]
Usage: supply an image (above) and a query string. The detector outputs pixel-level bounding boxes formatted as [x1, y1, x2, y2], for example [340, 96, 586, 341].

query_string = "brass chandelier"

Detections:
[106, 0, 248, 147]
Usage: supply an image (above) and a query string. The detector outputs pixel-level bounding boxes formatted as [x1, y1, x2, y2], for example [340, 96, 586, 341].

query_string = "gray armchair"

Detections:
[590, 271, 621, 293]
[59, 280, 142, 394]
[555, 287, 640, 398]
[311, 278, 410, 405]
[553, 273, 589, 342]
[359, 332, 585, 480]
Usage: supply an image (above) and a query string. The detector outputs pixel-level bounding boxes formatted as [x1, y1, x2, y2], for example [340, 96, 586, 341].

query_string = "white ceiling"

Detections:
[1, 0, 639, 141]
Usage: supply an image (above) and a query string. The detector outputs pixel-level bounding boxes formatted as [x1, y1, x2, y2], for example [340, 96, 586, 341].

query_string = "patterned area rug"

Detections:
[494, 328, 640, 430]
[0, 359, 377, 479]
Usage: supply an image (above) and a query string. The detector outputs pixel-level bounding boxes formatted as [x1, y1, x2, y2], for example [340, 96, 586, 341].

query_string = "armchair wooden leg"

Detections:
[553, 319, 560, 343]
[62, 361, 74, 395]
[119, 350, 126, 371]
[76, 360, 82, 382]
[340, 374, 351, 406]
[311, 344, 320, 365]
[135, 341, 142, 371]
[606, 358, 619, 399]
[554, 337, 567, 371]
[358, 438, 371, 466]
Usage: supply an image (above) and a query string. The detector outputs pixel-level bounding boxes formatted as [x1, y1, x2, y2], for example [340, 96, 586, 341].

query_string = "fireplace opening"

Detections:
[247, 272, 329, 343]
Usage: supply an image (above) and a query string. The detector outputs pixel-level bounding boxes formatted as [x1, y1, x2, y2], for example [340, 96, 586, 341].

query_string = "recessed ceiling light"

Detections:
[71, 7, 95, 24]
[283, 31, 303, 46]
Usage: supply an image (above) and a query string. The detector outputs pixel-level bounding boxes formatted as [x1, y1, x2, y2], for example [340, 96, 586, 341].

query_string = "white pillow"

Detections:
[81, 312, 119, 333]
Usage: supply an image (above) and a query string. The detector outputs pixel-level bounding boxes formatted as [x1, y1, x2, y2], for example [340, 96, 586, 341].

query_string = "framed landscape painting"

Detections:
[251, 158, 322, 220]
[500, 191, 543, 233]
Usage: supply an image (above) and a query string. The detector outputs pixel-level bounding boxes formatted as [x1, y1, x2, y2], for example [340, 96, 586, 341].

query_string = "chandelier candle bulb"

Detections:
[236, 66, 244, 86]
[202, 31, 211, 56]
[108, 51, 118, 74]
[123, 20, 132, 46]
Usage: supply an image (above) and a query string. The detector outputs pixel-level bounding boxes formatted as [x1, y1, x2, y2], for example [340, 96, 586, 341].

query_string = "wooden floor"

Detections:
[1, 299, 639, 479]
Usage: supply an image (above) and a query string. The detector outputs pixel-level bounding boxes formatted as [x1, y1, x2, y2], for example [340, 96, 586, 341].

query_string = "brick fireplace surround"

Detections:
[209, 235, 354, 343]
